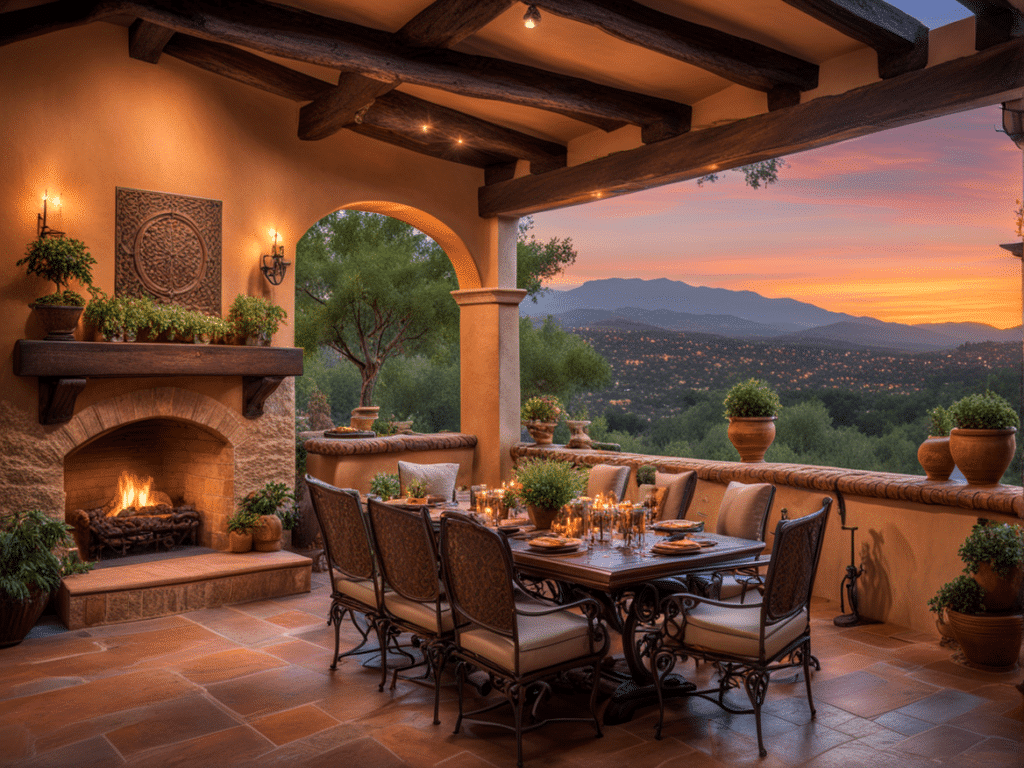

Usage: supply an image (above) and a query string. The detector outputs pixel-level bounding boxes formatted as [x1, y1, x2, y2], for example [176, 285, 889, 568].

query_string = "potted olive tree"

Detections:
[723, 378, 781, 462]
[917, 405, 955, 482]
[228, 294, 287, 346]
[948, 391, 1019, 485]
[18, 235, 96, 340]
[521, 395, 564, 445]
[513, 457, 586, 530]
[1, 509, 92, 647]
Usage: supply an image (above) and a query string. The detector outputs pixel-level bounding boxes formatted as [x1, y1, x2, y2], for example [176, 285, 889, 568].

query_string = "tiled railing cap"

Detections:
[511, 444, 1023, 519]
[305, 432, 477, 456]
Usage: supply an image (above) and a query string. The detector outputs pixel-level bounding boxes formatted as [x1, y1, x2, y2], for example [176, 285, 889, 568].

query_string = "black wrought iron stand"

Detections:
[833, 489, 876, 627]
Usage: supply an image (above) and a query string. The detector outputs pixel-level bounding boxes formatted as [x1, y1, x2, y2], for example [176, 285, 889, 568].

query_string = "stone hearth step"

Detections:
[56, 551, 312, 630]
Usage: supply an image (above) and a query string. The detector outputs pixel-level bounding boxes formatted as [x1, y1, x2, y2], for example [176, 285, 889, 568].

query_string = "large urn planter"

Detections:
[253, 514, 283, 552]
[566, 420, 593, 449]
[727, 416, 776, 463]
[947, 610, 1024, 670]
[524, 421, 557, 445]
[33, 304, 84, 341]
[949, 427, 1017, 486]
[350, 406, 380, 432]
[0, 587, 50, 648]
[917, 436, 955, 481]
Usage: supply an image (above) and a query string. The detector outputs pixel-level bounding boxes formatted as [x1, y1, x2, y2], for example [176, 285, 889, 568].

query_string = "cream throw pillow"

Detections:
[655, 470, 695, 521]
[716, 481, 774, 540]
[398, 461, 459, 501]
[586, 464, 631, 502]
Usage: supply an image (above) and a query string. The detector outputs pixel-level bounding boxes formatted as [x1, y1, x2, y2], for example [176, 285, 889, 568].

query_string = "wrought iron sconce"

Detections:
[37, 191, 64, 239]
[260, 230, 291, 285]
[523, 4, 540, 28]
[1000, 100, 1024, 149]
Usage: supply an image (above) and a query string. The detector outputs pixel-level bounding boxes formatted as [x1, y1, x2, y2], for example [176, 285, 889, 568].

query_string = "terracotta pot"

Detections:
[566, 420, 593, 449]
[949, 428, 1017, 486]
[917, 436, 955, 481]
[0, 586, 50, 648]
[350, 406, 380, 431]
[228, 530, 253, 553]
[935, 608, 955, 642]
[974, 563, 1024, 613]
[253, 514, 283, 552]
[32, 303, 84, 341]
[948, 609, 1023, 670]
[525, 421, 557, 445]
[727, 416, 777, 462]
[527, 504, 560, 531]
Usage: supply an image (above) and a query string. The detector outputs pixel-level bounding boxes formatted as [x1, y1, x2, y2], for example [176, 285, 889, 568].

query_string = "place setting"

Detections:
[525, 534, 586, 555]
[649, 535, 717, 556]
[650, 518, 704, 534]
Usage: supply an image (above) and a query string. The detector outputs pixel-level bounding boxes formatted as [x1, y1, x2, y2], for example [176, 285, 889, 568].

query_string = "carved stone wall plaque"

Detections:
[115, 187, 222, 314]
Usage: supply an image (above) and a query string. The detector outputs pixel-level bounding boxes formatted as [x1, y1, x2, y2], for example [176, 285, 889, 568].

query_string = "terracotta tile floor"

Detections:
[3, 572, 1022, 768]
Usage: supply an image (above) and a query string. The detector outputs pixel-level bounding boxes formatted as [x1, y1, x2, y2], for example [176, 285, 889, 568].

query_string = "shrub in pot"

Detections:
[18, 236, 96, 340]
[229, 294, 287, 345]
[236, 482, 296, 552]
[723, 378, 781, 462]
[226, 507, 260, 553]
[369, 472, 401, 500]
[917, 405, 955, 481]
[948, 391, 1019, 486]
[513, 457, 586, 530]
[0, 509, 93, 647]
[521, 395, 563, 445]
[958, 522, 1024, 611]
[84, 290, 152, 342]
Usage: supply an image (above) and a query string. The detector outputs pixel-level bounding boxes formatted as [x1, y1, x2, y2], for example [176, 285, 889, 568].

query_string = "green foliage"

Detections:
[33, 288, 87, 306]
[636, 464, 656, 486]
[517, 217, 578, 302]
[928, 406, 953, 437]
[235, 482, 296, 530]
[0, 509, 92, 602]
[19, 235, 96, 299]
[405, 478, 430, 499]
[369, 472, 400, 500]
[521, 394, 563, 424]
[697, 158, 788, 189]
[306, 387, 334, 432]
[229, 294, 287, 340]
[928, 574, 984, 615]
[958, 522, 1024, 577]
[520, 317, 611, 403]
[514, 458, 586, 511]
[227, 508, 260, 534]
[723, 378, 781, 418]
[949, 391, 1020, 430]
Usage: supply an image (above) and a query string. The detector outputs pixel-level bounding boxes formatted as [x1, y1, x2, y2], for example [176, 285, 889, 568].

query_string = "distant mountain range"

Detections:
[521, 278, 1021, 353]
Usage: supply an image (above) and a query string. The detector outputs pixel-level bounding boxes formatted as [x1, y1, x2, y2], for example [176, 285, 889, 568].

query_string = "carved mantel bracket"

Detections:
[14, 340, 303, 425]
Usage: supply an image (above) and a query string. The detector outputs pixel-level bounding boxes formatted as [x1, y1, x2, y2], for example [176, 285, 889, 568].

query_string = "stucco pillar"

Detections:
[452, 287, 527, 487]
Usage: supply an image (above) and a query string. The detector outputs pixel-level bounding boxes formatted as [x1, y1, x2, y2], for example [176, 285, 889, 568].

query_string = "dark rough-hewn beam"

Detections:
[349, 123, 511, 168]
[534, 0, 818, 94]
[298, 72, 400, 141]
[397, 0, 515, 48]
[128, 18, 173, 62]
[781, 0, 929, 78]
[956, 0, 1024, 49]
[479, 36, 1024, 217]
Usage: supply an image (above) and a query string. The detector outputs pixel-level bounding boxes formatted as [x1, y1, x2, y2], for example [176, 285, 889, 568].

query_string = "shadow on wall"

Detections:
[858, 529, 895, 622]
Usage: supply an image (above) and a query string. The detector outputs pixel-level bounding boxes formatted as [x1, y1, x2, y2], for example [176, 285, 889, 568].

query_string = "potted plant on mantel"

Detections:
[1, 509, 92, 647]
[513, 457, 586, 530]
[948, 391, 1019, 486]
[917, 405, 955, 482]
[521, 395, 564, 446]
[228, 294, 287, 346]
[723, 378, 781, 463]
[929, 522, 1024, 670]
[18, 235, 96, 340]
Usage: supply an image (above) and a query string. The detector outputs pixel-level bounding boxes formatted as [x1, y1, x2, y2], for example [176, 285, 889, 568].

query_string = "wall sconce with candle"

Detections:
[37, 191, 64, 239]
[260, 229, 291, 285]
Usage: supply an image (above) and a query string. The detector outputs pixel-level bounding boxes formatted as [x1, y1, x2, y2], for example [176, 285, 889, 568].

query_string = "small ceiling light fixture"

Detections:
[523, 4, 541, 29]
[37, 191, 64, 239]
[1000, 99, 1024, 149]
[421, 124, 430, 133]
[260, 229, 291, 285]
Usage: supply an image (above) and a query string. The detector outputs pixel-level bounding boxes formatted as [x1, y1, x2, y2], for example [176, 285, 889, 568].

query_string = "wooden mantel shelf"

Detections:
[13, 340, 304, 424]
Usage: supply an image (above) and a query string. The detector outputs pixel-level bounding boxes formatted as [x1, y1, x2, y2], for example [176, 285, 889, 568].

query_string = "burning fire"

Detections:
[106, 471, 171, 517]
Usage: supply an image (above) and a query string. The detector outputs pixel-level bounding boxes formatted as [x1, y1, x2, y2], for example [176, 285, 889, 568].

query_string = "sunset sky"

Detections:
[530, 1, 1024, 330]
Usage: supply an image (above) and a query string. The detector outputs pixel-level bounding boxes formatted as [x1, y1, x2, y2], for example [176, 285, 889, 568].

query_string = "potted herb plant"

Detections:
[723, 378, 781, 462]
[521, 395, 564, 445]
[226, 507, 261, 553]
[948, 391, 1019, 486]
[236, 482, 295, 552]
[228, 294, 287, 346]
[917, 405, 955, 481]
[84, 290, 151, 342]
[405, 478, 430, 505]
[513, 457, 586, 530]
[369, 472, 401, 500]
[1, 509, 92, 647]
[18, 235, 96, 340]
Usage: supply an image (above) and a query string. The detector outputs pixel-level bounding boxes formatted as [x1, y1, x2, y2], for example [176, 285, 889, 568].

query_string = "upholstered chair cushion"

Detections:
[655, 470, 696, 521]
[383, 592, 455, 633]
[333, 573, 379, 607]
[586, 464, 630, 502]
[398, 461, 459, 501]
[675, 603, 808, 658]
[716, 481, 774, 540]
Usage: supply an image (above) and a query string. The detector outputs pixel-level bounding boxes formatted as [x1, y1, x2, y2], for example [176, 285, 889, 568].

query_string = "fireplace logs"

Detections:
[67, 505, 200, 560]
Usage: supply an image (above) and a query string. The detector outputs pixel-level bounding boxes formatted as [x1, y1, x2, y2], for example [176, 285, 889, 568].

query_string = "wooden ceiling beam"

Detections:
[478, 36, 1024, 217]
[349, 123, 512, 168]
[128, 18, 173, 63]
[533, 0, 818, 94]
[396, 0, 516, 48]
[780, 0, 929, 78]
[298, 72, 400, 141]
[956, 0, 1023, 49]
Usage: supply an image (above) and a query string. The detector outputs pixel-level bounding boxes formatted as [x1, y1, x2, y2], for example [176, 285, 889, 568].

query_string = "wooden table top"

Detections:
[507, 532, 765, 593]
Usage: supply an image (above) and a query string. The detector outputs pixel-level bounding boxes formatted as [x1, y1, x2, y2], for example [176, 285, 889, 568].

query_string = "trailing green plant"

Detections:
[405, 478, 430, 499]
[521, 394, 563, 424]
[636, 464, 657, 486]
[226, 507, 261, 534]
[927, 405, 952, 437]
[369, 472, 400, 500]
[18, 235, 96, 306]
[957, 522, 1024, 578]
[513, 457, 586, 511]
[229, 294, 287, 341]
[85, 290, 152, 339]
[0, 509, 92, 602]
[723, 378, 781, 418]
[928, 574, 984, 615]
[948, 390, 1019, 430]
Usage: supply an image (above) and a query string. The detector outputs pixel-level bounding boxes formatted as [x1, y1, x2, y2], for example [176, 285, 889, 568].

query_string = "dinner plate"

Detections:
[650, 539, 703, 556]
[528, 536, 582, 553]
[651, 519, 704, 532]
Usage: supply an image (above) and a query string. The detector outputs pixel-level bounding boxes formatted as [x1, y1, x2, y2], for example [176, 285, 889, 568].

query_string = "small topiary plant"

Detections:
[948, 391, 1019, 430]
[928, 574, 984, 615]
[513, 457, 586, 511]
[636, 464, 657, 486]
[18, 236, 96, 306]
[927, 405, 952, 437]
[723, 378, 781, 418]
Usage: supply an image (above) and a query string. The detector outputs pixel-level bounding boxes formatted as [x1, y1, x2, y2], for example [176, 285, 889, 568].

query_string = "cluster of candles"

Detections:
[474, 483, 512, 523]
[551, 493, 654, 547]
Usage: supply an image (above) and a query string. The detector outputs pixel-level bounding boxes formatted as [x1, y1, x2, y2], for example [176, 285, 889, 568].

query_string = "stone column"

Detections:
[452, 287, 527, 487]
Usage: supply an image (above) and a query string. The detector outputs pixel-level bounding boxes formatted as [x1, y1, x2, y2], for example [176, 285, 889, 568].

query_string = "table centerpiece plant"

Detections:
[723, 378, 781, 462]
[521, 395, 564, 445]
[917, 405, 955, 482]
[947, 391, 1019, 486]
[513, 457, 586, 530]
[369, 472, 400, 500]
[18, 235, 96, 340]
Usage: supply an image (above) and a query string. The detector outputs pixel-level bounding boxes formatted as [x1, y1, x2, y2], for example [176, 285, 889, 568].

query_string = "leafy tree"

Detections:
[517, 217, 577, 302]
[305, 387, 334, 431]
[520, 316, 611, 402]
[295, 211, 459, 407]
[697, 158, 788, 189]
